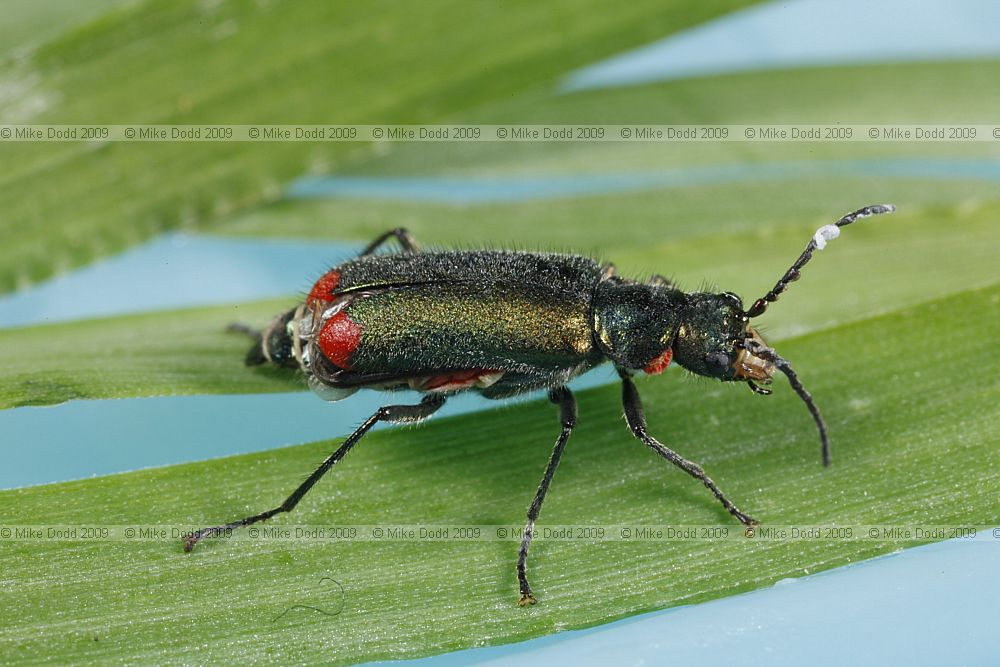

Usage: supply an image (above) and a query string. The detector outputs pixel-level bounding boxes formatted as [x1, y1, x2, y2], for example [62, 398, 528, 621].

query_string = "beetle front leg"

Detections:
[619, 374, 757, 527]
[516, 386, 577, 606]
[183, 393, 446, 552]
[359, 227, 421, 256]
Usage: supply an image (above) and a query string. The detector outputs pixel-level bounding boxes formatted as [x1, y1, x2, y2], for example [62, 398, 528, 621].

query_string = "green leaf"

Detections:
[0, 299, 297, 409]
[3, 284, 997, 664]
[5, 3, 1000, 663]
[0, 0, 128, 55]
[0, 0, 753, 293]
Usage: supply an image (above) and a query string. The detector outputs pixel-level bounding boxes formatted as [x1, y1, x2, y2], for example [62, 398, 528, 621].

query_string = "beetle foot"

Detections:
[740, 516, 762, 538]
[517, 593, 537, 607]
[183, 524, 229, 552]
[733, 509, 759, 528]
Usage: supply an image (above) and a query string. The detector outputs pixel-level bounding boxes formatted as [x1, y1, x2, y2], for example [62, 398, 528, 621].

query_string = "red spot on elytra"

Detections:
[307, 270, 341, 307]
[318, 311, 360, 369]
[644, 348, 673, 375]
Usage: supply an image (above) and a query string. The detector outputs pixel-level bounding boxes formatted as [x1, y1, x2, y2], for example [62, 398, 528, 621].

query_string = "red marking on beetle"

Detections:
[318, 311, 361, 369]
[424, 369, 500, 392]
[644, 348, 673, 375]
[307, 270, 341, 307]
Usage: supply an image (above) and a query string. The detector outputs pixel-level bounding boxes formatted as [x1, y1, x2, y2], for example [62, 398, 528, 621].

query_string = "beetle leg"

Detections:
[359, 227, 421, 256]
[226, 321, 269, 361]
[619, 373, 758, 527]
[183, 393, 446, 552]
[225, 322, 260, 339]
[516, 386, 577, 606]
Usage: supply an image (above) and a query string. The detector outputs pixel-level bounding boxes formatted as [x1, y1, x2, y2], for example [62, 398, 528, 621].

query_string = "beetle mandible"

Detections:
[184, 204, 895, 605]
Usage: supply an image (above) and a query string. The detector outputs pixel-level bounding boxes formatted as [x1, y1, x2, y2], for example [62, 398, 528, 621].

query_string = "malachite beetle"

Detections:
[184, 204, 895, 605]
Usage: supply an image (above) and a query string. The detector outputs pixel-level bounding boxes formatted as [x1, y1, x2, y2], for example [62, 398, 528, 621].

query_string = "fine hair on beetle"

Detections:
[184, 204, 895, 606]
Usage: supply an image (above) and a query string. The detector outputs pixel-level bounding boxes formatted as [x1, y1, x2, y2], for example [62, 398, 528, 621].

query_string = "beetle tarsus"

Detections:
[183, 525, 233, 552]
[517, 593, 537, 607]
[731, 508, 758, 527]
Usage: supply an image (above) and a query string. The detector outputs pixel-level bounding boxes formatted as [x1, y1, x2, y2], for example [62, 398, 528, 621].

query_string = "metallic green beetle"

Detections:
[185, 204, 894, 605]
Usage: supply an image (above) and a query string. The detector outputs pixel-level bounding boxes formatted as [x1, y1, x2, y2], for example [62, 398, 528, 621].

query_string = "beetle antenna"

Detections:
[776, 355, 829, 467]
[746, 204, 895, 318]
[743, 340, 829, 466]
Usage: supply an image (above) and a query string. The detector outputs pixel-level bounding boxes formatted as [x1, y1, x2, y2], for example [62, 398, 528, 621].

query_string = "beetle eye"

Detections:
[706, 351, 731, 372]
[722, 292, 743, 307]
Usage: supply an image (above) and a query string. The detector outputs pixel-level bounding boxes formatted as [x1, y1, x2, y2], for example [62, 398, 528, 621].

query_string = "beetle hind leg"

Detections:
[183, 393, 446, 552]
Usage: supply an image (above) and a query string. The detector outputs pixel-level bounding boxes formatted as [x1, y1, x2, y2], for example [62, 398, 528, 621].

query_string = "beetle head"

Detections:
[672, 292, 776, 384]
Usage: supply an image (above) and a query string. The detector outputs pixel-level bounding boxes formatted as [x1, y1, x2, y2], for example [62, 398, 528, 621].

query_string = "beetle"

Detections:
[184, 204, 894, 605]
